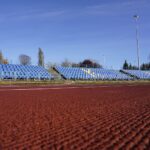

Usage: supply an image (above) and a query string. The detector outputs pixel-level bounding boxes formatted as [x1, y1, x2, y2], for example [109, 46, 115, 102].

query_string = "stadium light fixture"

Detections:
[133, 15, 140, 70]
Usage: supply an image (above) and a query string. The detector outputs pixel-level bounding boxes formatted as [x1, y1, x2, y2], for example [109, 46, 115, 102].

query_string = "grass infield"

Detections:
[0, 79, 150, 86]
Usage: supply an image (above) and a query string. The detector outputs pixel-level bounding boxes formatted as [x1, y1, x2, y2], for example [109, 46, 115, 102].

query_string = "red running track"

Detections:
[0, 85, 150, 149]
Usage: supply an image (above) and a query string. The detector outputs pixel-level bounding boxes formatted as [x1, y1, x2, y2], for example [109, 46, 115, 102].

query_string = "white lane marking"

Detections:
[0, 85, 117, 91]
[0, 84, 142, 91]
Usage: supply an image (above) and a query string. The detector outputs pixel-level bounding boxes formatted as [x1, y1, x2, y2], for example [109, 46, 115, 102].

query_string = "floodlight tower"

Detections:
[133, 15, 140, 70]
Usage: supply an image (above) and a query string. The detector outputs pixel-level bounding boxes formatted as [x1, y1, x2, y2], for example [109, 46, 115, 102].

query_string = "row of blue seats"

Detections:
[55, 66, 132, 80]
[89, 68, 131, 80]
[0, 64, 52, 80]
[122, 70, 150, 79]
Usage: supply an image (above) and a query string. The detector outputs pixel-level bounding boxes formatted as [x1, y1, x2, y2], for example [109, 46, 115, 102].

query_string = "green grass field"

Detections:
[0, 79, 150, 86]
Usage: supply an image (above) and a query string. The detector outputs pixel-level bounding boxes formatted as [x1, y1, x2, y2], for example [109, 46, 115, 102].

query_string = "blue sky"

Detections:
[0, 0, 149, 69]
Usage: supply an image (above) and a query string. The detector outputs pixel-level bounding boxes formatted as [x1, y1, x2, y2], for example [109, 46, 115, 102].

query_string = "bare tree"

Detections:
[0, 51, 9, 64]
[61, 59, 72, 67]
[46, 62, 57, 71]
[3, 59, 9, 64]
[0, 51, 4, 64]
[19, 54, 31, 65]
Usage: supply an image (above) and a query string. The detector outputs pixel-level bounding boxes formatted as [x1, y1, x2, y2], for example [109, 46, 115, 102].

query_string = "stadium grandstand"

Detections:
[121, 69, 150, 80]
[0, 64, 150, 81]
[0, 64, 52, 80]
[54, 66, 133, 80]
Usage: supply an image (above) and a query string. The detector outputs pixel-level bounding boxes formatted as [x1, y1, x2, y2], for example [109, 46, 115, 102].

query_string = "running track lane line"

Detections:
[0, 84, 140, 91]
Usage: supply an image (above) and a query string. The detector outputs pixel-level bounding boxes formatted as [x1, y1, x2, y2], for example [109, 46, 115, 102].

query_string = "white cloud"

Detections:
[19, 10, 65, 20]
[0, 0, 149, 22]
[83, 0, 150, 16]
[0, 10, 65, 22]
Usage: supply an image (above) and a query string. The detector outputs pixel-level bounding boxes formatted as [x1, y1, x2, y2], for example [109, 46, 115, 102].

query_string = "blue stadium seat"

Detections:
[122, 70, 150, 79]
[54, 66, 132, 80]
[0, 64, 52, 80]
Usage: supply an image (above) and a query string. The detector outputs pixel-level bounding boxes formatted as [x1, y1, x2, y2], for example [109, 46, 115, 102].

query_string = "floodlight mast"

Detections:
[133, 15, 140, 70]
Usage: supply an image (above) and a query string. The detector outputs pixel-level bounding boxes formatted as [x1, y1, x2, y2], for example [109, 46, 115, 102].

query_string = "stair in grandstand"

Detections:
[81, 68, 96, 78]
[120, 70, 139, 79]
[52, 67, 66, 80]
[121, 70, 150, 80]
